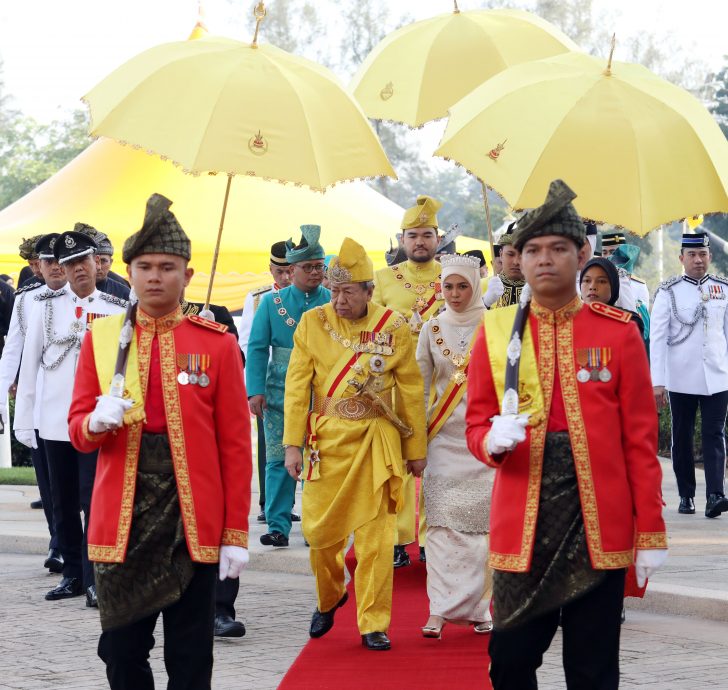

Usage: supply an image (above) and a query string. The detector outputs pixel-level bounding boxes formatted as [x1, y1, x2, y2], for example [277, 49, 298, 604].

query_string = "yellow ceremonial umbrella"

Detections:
[349, 3, 576, 246]
[350, 3, 576, 127]
[83, 2, 395, 309]
[435, 46, 728, 235]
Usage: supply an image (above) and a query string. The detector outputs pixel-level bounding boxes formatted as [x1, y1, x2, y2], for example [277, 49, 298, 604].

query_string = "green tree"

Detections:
[706, 59, 728, 138]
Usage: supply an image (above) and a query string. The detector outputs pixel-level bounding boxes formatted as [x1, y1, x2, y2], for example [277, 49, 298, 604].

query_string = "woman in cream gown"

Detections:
[416, 254, 495, 638]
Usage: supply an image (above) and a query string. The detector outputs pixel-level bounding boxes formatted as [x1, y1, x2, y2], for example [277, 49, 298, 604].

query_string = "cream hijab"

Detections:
[438, 254, 486, 327]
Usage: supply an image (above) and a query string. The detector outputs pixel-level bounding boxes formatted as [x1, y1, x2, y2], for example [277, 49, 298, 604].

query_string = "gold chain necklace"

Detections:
[430, 318, 472, 384]
[391, 264, 441, 310]
[317, 307, 404, 354]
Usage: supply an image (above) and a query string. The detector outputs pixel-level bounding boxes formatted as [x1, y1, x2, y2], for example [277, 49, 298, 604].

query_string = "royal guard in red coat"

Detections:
[465, 180, 667, 690]
[68, 194, 252, 690]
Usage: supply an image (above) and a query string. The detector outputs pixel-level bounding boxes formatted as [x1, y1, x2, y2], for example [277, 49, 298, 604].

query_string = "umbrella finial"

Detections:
[604, 33, 616, 76]
[251, 1, 267, 48]
[453, 0, 461, 13]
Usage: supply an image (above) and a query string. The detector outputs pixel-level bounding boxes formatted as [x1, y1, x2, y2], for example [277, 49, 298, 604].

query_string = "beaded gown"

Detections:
[416, 317, 495, 623]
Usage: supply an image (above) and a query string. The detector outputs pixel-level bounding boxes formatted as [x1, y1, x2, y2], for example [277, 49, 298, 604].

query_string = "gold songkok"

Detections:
[328, 238, 373, 284]
[401, 195, 442, 230]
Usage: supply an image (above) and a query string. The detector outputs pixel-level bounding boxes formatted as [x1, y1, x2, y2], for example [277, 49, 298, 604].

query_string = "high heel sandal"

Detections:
[421, 618, 445, 639]
[473, 621, 493, 634]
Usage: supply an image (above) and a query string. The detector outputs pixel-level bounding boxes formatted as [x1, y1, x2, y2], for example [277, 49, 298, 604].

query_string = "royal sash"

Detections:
[91, 313, 146, 426]
[426, 329, 478, 441]
[483, 306, 545, 427]
[304, 308, 400, 481]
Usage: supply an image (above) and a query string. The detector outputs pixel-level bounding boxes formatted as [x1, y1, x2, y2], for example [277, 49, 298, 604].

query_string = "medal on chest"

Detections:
[70, 306, 84, 333]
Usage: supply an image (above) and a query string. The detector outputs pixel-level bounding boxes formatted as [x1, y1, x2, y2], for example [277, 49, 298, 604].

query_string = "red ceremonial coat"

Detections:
[68, 306, 252, 564]
[465, 297, 667, 573]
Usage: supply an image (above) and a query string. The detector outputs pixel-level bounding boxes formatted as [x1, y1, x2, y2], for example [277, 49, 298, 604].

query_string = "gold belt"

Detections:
[312, 392, 392, 421]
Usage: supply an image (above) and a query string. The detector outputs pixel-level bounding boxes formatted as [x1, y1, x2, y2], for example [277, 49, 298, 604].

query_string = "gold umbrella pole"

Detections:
[480, 180, 495, 255]
[453, 0, 461, 13]
[251, 2, 267, 48]
[203, 174, 233, 314]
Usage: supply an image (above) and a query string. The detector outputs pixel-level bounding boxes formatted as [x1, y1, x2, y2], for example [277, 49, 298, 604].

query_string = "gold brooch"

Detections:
[380, 82, 394, 101]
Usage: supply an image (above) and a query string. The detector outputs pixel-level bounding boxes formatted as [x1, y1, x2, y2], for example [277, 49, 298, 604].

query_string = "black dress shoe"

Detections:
[678, 497, 695, 514]
[291, 512, 301, 522]
[86, 585, 98, 608]
[309, 592, 348, 638]
[45, 577, 83, 600]
[260, 531, 289, 547]
[361, 632, 391, 651]
[44, 549, 64, 574]
[30, 499, 43, 509]
[256, 510, 266, 523]
[214, 614, 246, 638]
[393, 545, 410, 569]
[419, 546, 426, 563]
[705, 493, 728, 518]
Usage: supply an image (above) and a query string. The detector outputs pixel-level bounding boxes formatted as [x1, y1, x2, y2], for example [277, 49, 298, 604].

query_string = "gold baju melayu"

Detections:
[284, 240, 426, 634]
[372, 195, 444, 547]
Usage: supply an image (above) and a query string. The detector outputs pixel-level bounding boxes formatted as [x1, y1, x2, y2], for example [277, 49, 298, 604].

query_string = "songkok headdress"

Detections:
[463, 249, 486, 267]
[19, 235, 43, 260]
[53, 231, 98, 265]
[285, 225, 325, 264]
[600, 231, 626, 248]
[682, 232, 710, 249]
[512, 180, 584, 251]
[270, 241, 289, 267]
[122, 194, 191, 263]
[35, 233, 61, 261]
[401, 195, 442, 230]
[328, 238, 373, 284]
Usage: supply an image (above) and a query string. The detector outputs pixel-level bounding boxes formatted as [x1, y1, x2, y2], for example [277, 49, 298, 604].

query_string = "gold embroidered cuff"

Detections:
[635, 532, 668, 549]
[221, 528, 249, 549]
[82, 415, 108, 443]
[482, 434, 506, 468]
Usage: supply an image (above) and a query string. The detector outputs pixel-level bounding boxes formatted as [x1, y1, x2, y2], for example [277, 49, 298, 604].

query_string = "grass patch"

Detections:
[0, 467, 37, 485]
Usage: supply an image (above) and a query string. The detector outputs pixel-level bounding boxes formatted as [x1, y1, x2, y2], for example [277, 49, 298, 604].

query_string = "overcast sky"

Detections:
[1, 0, 726, 123]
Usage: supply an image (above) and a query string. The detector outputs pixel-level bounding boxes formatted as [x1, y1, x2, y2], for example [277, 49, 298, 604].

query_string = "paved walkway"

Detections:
[1, 458, 727, 688]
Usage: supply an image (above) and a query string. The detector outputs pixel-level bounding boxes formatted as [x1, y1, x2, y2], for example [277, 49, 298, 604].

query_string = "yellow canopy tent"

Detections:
[0, 139, 490, 310]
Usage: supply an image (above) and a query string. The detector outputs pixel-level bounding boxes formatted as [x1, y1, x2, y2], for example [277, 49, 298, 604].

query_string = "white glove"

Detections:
[486, 414, 529, 455]
[219, 545, 249, 581]
[483, 276, 505, 308]
[0, 402, 6, 427]
[635, 548, 668, 587]
[15, 429, 37, 449]
[88, 394, 134, 433]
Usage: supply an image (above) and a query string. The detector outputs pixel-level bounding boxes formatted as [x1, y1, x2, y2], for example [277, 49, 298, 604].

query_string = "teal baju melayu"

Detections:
[245, 283, 330, 538]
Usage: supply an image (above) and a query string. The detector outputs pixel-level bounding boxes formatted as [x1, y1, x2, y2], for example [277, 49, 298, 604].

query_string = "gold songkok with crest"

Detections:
[328, 238, 373, 284]
[401, 195, 442, 230]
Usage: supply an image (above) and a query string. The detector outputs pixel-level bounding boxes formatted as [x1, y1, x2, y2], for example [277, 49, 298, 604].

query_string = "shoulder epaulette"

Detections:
[630, 275, 646, 285]
[15, 280, 43, 295]
[98, 292, 129, 308]
[656, 275, 682, 292]
[181, 300, 200, 316]
[709, 273, 728, 287]
[251, 284, 273, 297]
[34, 288, 67, 302]
[188, 314, 229, 334]
[589, 301, 632, 323]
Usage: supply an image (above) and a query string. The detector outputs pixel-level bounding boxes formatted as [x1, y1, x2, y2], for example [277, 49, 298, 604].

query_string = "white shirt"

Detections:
[630, 277, 650, 307]
[238, 284, 275, 358]
[650, 274, 728, 395]
[14, 288, 126, 441]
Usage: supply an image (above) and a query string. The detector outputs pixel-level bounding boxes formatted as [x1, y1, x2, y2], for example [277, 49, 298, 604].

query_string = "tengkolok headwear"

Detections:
[285, 225, 325, 264]
[122, 193, 191, 263]
[328, 238, 373, 284]
[19, 235, 43, 261]
[74, 222, 115, 256]
[512, 180, 584, 251]
[401, 195, 442, 230]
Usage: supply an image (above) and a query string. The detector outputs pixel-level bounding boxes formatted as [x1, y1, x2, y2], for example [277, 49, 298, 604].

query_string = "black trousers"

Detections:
[215, 577, 239, 619]
[257, 416, 266, 508]
[489, 569, 626, 690]
[669, 390, 728, 498]
[44, 439, 97, 586]
[98, 563, 217, 690]
[31, 430, 57, 550]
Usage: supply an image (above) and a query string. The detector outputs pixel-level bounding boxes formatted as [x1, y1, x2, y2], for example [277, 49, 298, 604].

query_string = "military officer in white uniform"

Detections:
[651, 232, 728, 519]
[601, 231, 650, 306]
[0, 234, 67, 573]
[14, 231, 127, 605]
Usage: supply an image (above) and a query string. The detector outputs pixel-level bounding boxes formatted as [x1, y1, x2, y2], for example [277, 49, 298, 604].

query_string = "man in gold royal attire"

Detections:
[373, 195, 443, 568]
[283, 238, 427, 651]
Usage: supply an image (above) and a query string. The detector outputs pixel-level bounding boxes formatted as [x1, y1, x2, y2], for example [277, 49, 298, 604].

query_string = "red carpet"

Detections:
[278, 542, 492, 690]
